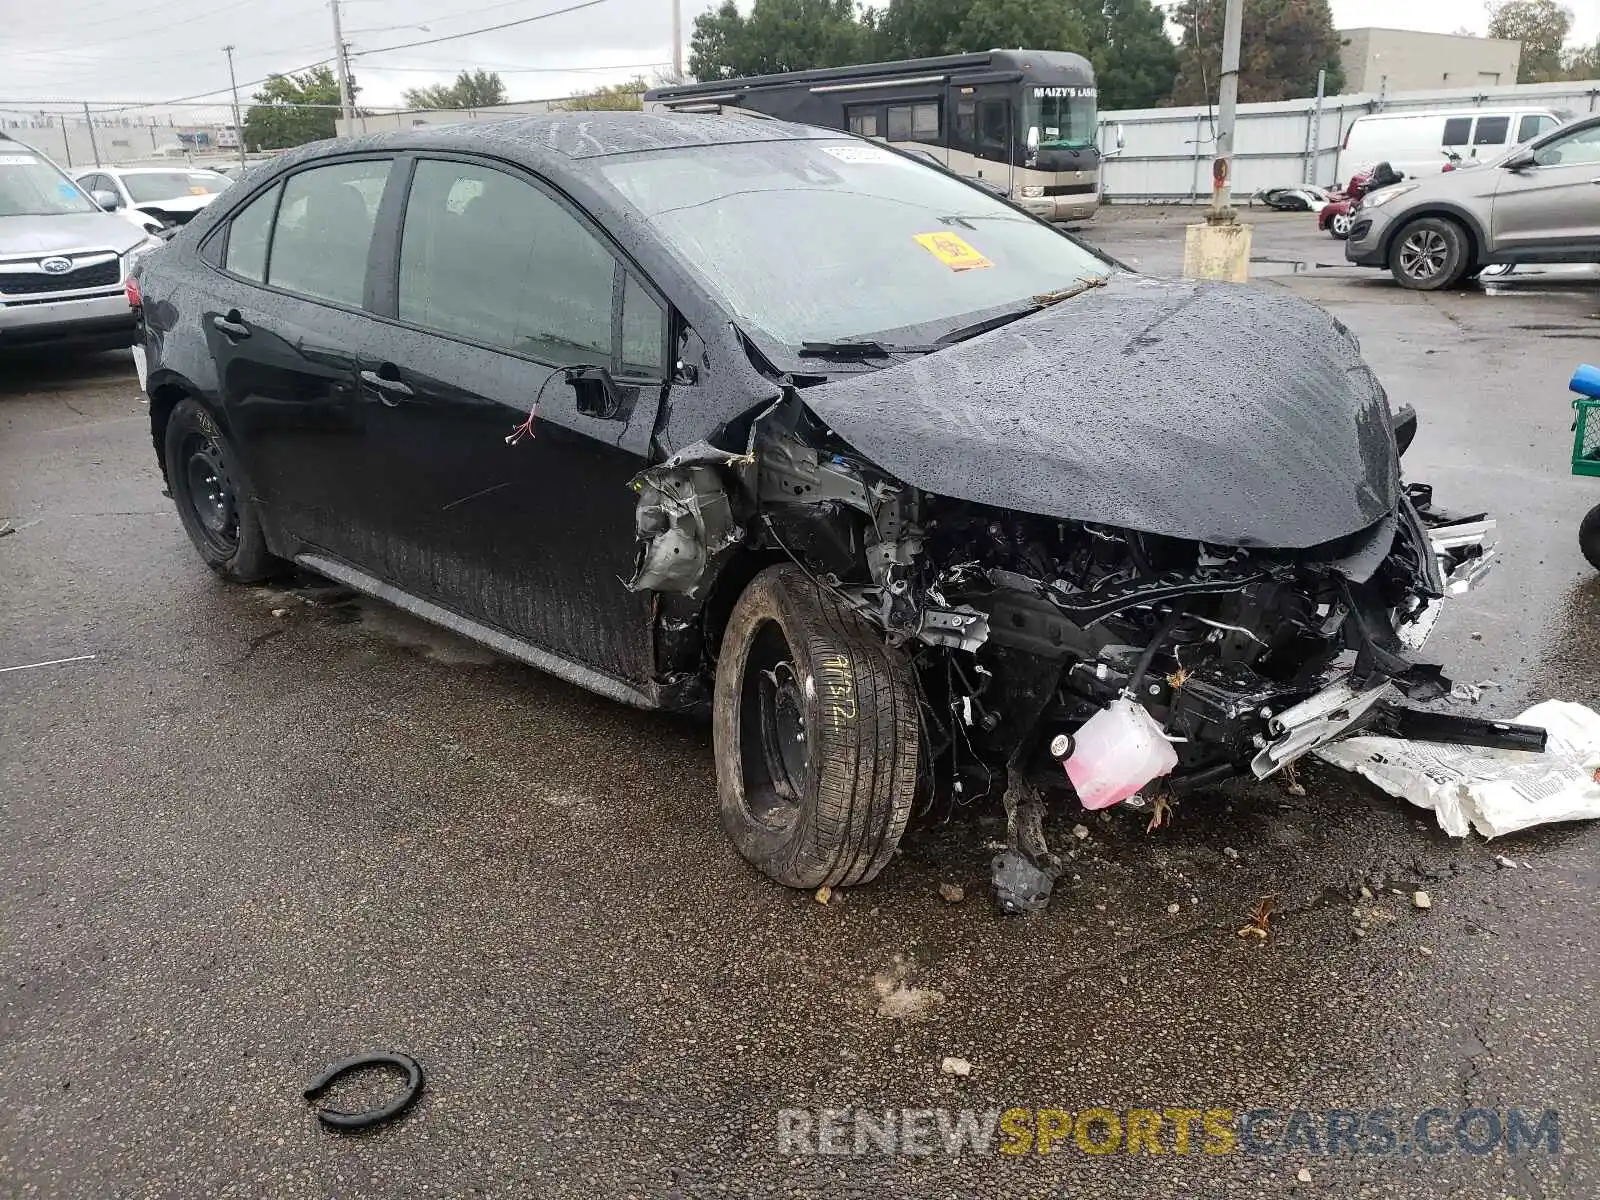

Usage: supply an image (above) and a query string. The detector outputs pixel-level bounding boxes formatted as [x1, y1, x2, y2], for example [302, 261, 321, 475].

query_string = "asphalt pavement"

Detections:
[3, 209, 1598, 1198]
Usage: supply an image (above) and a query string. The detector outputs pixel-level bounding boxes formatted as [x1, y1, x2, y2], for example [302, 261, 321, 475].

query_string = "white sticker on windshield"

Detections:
[821, 144, 899, 164]
[0, 154, 39, 166]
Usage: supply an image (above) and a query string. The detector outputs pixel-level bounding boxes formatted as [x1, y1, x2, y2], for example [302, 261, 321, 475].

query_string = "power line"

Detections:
[358, 59, 669, 74]
[14, 0, 292, 61]
[346, 0, 611, 59]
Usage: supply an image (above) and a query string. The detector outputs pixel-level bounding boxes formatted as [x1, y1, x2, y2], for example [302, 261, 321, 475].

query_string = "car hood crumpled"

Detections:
[800, 274, 1400, 549]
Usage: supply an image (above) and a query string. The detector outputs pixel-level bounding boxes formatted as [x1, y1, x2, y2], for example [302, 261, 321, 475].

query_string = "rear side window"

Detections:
[224, 185, 277, 282]
[267, 159, 390, 307]
[397, 158, 614, 365]
[1442, 117, 1472, 146]
[1473, 116, 1510, 146]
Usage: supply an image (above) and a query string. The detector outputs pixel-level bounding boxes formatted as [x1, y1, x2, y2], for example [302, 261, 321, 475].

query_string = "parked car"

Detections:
[1347, 114, 1600, 290]
[0, 134, 161, 352]
[134, 113, 1497, 890]
[1340, 107, 1564, 179]
[73, 166, 230, 228]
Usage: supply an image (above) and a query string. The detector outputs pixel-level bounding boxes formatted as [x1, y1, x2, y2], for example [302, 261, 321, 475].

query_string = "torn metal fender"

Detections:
[627, 443, 749, 596]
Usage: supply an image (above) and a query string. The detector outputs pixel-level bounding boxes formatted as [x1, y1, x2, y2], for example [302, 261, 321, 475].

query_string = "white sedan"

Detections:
[72, 166, 230, 228]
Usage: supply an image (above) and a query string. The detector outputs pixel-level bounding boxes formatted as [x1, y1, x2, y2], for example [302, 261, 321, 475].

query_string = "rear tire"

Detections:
[1581, 505, 1600, 573]
[1389, 216, 1471, 291]
[164, 397, 280, 583]
[713, 565, 920, 889]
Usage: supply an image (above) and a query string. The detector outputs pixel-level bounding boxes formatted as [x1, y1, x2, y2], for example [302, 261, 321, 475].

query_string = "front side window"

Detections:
[1517, 114, 1555, 142]
[224, 185, 278, 282]
[620, 273, 665, 378]
[0, 151, 99, 217]
[267, 159, 390, 307]
[1533, 121, 1600, 167]
[398, 159, 614, 364]
[600, 139, 1111, 349]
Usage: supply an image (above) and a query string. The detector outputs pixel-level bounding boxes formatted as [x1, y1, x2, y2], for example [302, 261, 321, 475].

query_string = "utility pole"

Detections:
[83, 102, 101, 166]
[330, 0, 353, 123]
[670, 0, 683, 82]
[223, 44, 248, 168]
[1183, 0, 1251, 281]
[1208, 0, 1244, 221]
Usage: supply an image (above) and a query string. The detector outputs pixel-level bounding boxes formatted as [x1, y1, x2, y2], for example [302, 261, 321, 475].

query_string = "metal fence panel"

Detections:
[1099, 78, 1600, 202]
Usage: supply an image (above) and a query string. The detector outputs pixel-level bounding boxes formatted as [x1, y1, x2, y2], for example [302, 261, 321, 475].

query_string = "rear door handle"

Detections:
[360, 368, 414, 404]
[211, 311, 250, 339]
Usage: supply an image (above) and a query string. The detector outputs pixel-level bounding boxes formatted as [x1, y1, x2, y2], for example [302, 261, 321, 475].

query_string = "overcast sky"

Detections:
[7, 0, 1599, 121]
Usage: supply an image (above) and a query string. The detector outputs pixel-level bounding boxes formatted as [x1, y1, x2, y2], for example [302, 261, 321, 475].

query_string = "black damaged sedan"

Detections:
[135, 112, 1499, 899]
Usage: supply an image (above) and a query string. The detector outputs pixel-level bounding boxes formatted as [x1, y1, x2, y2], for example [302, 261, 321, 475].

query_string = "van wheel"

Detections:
[1581, 505, 1600, 572]
[164, 397, 280, 583]
[713, 565, 920, 889]
[1389, 217, 1470, 290]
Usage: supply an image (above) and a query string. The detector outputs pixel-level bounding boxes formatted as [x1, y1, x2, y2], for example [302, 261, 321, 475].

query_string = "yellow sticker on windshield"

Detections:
[189, 186, 209, 195]
[914, 231, 993, 271]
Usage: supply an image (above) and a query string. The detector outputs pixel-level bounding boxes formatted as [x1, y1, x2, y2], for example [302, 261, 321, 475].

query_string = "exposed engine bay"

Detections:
[631, 394, 1504, 817]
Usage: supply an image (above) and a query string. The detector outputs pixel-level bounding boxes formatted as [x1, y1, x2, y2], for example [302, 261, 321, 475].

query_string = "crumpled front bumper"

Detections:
[1251, 516, 1499, 778]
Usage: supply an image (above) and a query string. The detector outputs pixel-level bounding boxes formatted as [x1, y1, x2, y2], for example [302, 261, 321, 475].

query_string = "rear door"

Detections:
[353, 154, 669, 685]
[1491, 121, 1600, 256]
[200, 156, 397, 558]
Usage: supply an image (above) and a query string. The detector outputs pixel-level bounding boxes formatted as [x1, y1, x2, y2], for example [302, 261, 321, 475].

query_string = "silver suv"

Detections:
[1346, 113, 1600, 290]
[0, 136, 161, 351]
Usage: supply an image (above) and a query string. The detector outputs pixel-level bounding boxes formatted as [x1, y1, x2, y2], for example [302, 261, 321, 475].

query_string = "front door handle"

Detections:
[211, 310, 250, 339]
[360, 368, 414, 405]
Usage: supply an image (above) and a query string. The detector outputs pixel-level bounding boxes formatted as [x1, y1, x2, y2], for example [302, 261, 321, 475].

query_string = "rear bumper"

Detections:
[0, 290, 137, 348]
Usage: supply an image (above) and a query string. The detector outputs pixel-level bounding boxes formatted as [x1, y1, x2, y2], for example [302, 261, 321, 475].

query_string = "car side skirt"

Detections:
[296, 553, 659, 710]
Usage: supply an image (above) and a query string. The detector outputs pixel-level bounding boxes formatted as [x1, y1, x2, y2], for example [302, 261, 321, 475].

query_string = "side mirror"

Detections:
[566, 365, 635, 422]
[90, 189, 121, 211]
[1502, 148, 1536, 171]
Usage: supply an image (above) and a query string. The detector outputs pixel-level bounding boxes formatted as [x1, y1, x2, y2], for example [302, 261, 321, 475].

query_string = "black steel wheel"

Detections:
[713, 565, 921, 889]
[163, 397, 280, 582]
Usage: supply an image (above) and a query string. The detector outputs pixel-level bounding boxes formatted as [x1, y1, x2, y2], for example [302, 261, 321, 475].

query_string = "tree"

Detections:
[402, 69, 507, 110]
[1169, 0, 1343, 104]
[689, 0, 870, 80]
[242, 66, 348, 151]
[1563, 38, 1600, 80]
[1488, 0, 1574, 82]
[1083, 0, 1180, 109]
[560, 75, 648, 110]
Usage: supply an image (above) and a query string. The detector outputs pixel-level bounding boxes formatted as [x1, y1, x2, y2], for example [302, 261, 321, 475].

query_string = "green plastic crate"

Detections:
[1575, 398, 1600, 478]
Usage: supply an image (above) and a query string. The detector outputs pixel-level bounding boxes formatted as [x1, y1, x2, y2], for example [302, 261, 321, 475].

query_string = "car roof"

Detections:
[330, 110, 835, 162]
[99, 166, 228, 174]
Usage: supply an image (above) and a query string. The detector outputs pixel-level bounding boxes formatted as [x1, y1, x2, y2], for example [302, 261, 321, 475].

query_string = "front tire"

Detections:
[1581, 505, 1600, 573]
[1389, 216, 1471, 291]
[713, 565, 921, 889]
[164, 397, 280, 583]
[1329, 211, 1352, 239]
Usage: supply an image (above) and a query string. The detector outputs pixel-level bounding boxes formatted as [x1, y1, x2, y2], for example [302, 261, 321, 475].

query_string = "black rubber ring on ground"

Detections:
[303, 1051, 425, 1131]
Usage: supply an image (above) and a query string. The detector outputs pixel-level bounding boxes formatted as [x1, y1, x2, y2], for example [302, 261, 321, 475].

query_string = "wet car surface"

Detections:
[3, 209, 1598, 1197]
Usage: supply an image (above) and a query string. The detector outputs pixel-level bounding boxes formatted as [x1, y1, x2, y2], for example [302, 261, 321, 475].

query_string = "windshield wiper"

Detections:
[798, 339, 935, 360]
[934, 275, 1112, 347]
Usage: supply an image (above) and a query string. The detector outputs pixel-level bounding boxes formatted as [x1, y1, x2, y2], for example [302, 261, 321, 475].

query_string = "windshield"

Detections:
[0, 151, 99, 217]
[600, 140, 1111, 347]
[1022, 87, 1098, 150]
[122, 171, 228, 202]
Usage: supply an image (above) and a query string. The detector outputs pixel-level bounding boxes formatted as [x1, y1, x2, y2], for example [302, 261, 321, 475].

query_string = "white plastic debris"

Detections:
[1065, 697, 1179, 810]
[1316, 700, 1600, 838]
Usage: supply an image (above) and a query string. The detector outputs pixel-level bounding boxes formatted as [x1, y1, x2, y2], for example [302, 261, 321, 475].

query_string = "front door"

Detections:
[354, 154, 669, 687]
[1492, 121, 1600, 257]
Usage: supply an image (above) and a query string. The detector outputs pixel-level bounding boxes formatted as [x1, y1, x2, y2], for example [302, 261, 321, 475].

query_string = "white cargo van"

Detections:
[1341, 108, 1564, 177]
